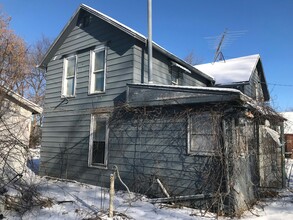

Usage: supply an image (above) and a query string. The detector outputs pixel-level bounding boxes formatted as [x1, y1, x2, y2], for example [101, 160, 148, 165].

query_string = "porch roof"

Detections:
[127, 83, 250, 107]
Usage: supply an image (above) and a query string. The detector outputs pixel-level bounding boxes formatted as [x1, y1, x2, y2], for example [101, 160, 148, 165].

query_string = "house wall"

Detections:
[40, 11, 211, 181]
[243, 67, 264, 101]
[42, 106, 224, 200]
[0, 98, 32, 175]
[224, 117, 284, 215]
[223, 117, 259, 214]
[40, 13, 136, 178]
[133, 43, 209, 86]
[258, 124, 283, 188]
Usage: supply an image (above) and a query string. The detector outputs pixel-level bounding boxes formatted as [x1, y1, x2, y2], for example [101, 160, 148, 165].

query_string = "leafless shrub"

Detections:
[0, 9, 48, 216]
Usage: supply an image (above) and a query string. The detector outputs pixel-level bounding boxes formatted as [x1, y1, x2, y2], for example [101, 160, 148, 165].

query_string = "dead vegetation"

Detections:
[106, 103, 286, 217]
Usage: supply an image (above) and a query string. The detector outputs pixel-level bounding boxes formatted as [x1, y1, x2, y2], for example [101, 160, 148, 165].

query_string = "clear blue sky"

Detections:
[1, 0, 293, 111]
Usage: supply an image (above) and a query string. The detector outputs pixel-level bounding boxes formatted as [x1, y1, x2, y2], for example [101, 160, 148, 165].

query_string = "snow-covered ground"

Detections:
[2, 157, 293, 219]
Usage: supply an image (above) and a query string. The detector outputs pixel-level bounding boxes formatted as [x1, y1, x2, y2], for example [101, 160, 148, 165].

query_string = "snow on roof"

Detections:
[194, 54, 260, 85]
[280, 112, 293, 134]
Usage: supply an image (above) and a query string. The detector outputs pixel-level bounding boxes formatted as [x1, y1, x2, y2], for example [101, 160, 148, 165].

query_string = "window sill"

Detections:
[88, 164, 108, 169]
[188, 152, 218, 157]
[88, 91, 106, 96]
[61, 95, 76, 99]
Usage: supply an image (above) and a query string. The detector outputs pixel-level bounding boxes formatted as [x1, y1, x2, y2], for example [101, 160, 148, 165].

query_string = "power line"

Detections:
[265, 82, 293, 87]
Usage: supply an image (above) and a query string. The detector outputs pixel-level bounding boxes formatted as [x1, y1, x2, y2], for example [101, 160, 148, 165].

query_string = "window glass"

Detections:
[89, 115, 108, 166]
[66, 57, 76, 77]
[189, 113, 219, 155]
[66, 78, 75, 96]
[89, 49, 106, 93]
[94, 51, 105, 72]
[94, 72, 104, 92]
[63, 56, 76, 97]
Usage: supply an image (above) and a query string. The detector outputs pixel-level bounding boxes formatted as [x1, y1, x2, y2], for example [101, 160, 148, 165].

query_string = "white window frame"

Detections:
[88, 113, 109, 168]
[187, 113, 219, 155]
[61, 55, 77, 97]
[88, 47, 107, 94]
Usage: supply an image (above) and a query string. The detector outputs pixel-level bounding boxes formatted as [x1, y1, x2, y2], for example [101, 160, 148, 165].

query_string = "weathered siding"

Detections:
[107, 109, 223, 196]
[243, 68, 264, 101]
[224, 117, 259, 214]
[41, 105, 223, 198]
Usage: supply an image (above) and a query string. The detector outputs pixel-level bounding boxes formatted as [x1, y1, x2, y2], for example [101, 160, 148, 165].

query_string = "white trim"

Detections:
[172, 61, 191, 74]
[88, 47, 107, 95]
[88, 113, 109, 168]
[61, 55, 77, 97]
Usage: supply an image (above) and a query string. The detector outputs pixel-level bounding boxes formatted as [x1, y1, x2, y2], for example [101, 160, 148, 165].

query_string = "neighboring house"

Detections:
[0, 87, 42, 177]
[38, 4, 285, 215]
[280, 112, 293, 158]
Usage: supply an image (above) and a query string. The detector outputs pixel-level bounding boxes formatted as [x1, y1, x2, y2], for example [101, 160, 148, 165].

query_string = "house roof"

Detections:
[38, 4, 214, 83]
[0, 87, 43, 114]
[194, 54, 260, 85]
[280, 112, 293, 134]
[194, 54, 270, 101]
[127, 83, 250, 107]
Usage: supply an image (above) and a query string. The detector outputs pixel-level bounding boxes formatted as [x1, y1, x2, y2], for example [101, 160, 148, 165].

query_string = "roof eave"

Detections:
[38, 4, 214, 84]
[1, 87, 43, 114]
[38, 5, 82, 69]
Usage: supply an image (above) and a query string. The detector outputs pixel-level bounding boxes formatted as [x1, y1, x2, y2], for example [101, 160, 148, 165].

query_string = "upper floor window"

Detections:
[89, 48, 107, 94]
[88, 114, 109, 168]
[170, 62, 188, 86]
[62, 55, 77, 97]
[171, 71, 181, 85]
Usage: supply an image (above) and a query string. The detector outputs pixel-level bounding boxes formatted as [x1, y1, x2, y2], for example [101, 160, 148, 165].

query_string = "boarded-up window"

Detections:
[188, 113, 219, 155]
[89, 114, 109, 167]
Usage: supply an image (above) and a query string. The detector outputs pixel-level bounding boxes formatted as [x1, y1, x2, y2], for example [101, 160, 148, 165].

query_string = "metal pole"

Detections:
[148, 0, 153, 83]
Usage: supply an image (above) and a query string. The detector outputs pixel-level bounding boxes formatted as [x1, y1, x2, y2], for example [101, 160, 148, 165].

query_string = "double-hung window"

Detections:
[188, 113, 219, 155]
[89, 48, 107, 94]
[88, 114, 109, 167]
[62, 56, 77, 97]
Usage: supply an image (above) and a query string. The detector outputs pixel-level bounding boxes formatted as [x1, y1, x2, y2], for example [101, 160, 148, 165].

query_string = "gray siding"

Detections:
[133, 44, 207, 87]
[40, 13, 135, 178]
[243, 68, 264, 101]
[40, 9, 212, 196]
[106, 108, 223, 196]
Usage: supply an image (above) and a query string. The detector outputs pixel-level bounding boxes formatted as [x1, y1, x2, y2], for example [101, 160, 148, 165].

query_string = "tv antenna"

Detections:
[205, 29, 247, 63]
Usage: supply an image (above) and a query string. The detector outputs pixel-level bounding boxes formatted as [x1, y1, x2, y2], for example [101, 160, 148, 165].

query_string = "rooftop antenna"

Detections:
[213, 29, 227, 63]
[205, 29, 247, 63]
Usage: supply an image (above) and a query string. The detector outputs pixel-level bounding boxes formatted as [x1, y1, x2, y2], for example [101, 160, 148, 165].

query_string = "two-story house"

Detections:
[39, 4, 284, 215]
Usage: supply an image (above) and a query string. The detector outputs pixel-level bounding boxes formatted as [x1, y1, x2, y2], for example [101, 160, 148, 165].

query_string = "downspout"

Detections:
[147, 0, 153, 83]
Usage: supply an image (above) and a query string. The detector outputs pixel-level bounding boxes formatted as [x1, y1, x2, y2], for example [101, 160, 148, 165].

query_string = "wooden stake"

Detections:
[109, 174, 115, 218]
[156, 178, 170, 198]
